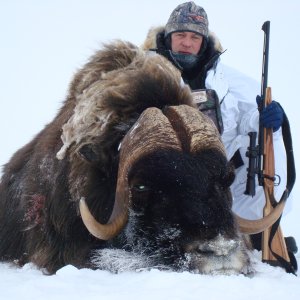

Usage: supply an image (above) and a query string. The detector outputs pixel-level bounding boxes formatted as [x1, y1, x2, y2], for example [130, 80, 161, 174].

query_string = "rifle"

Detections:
[245, 21, 297, 274]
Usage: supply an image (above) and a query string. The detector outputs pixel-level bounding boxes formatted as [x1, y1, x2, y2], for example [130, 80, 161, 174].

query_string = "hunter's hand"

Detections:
[256, 95, 284, 132]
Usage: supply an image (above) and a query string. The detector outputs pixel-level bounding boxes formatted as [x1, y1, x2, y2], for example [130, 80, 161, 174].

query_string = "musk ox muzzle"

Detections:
[80, 105, 278, 274]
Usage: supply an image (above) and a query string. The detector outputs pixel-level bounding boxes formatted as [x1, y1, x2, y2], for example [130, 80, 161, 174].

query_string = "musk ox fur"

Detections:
[0, 40, 253, 275]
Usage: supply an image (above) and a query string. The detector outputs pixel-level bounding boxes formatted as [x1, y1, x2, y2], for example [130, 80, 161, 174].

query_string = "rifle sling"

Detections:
[280, 108, 296, 195]
[266, 109, 297, 275]
[268, 215, 297, 275]
[230, 149, 244, 169]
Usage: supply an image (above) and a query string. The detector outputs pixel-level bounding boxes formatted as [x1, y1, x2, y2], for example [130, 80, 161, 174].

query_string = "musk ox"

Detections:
[0, 41, 283, 275]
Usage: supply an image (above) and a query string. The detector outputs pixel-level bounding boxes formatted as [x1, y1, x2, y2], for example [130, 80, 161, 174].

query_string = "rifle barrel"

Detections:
[261, 21, 270, 100]
[258, 20, 271, 187]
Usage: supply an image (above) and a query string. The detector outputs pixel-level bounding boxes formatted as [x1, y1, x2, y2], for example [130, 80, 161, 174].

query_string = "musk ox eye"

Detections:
[133, 184, 150, 192]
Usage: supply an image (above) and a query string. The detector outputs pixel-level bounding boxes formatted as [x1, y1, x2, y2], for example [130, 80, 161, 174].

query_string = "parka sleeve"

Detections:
[223, 64, 261, 135]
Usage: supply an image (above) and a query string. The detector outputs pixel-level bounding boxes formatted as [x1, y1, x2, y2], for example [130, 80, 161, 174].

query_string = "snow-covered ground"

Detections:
[1, 1, 300, 299]
[0, 251, 299, 300]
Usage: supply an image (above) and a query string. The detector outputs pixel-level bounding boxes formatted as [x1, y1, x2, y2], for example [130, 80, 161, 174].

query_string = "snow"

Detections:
[0, 252, 299, 300]
[1, 0, 300, 299]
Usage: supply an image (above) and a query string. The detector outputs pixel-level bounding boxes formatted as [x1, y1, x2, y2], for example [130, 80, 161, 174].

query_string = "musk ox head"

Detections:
[79, 105, 250, 274]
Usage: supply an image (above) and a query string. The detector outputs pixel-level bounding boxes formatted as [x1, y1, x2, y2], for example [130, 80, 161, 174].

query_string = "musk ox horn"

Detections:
[162, 105, 285, 235]
[80, 107, 182, 240]
[233, 197, 286, 234]
[79, 197, 128, 240]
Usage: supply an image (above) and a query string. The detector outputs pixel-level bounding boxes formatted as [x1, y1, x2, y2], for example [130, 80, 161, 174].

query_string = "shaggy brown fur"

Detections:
[0, 40, 196, 273]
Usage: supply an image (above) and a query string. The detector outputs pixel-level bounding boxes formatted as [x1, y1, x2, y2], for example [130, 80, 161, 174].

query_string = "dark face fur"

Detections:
[92, 149, 251, 275]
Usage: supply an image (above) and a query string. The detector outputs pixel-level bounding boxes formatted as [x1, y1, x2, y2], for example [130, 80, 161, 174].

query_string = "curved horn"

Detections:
[163, 105, 285, 234]
[80, 107, 182, 240]
[234, 197, 286, 234]
[80, 197, 128, 240]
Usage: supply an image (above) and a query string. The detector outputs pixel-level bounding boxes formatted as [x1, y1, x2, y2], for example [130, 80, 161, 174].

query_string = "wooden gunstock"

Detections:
[262, 87, 290, 264]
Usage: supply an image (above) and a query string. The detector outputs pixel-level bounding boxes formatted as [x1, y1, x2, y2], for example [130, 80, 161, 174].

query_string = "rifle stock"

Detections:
[261, 87, 290, 265]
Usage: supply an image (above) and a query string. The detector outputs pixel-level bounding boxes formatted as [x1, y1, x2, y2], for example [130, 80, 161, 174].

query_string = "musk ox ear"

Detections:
[212, 157, 235, 190]
[198, 149, 235, 190]
[218, 161, 235, 189]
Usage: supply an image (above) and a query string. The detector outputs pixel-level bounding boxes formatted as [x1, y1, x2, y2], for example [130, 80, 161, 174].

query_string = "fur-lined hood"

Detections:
[141, 26, 224, 91]
[141, 26, 223, 53]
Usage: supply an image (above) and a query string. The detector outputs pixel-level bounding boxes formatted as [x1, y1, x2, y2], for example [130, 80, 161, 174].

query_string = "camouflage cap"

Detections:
[165, 2, 209, 38]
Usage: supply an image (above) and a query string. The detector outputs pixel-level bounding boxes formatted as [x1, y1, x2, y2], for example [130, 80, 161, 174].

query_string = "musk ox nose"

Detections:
[183, 234, 251, 275]
[185, 236, 239, 257]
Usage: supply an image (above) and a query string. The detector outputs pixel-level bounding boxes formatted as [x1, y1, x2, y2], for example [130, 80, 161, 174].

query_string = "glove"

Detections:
[256, 95, 284, 132]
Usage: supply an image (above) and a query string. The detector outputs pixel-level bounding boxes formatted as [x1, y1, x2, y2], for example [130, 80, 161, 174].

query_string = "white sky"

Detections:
[0, 0, 299, 241]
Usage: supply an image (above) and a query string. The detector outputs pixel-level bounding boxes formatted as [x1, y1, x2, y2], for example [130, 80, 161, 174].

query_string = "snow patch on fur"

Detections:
[91, 249, 153, 273]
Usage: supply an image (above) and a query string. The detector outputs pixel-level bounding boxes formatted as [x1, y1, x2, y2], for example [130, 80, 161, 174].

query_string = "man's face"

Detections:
[171, 31, 203, 55]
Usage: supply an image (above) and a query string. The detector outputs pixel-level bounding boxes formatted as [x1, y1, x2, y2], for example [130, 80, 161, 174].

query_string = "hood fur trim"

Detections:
[141, 26, 223, 53]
